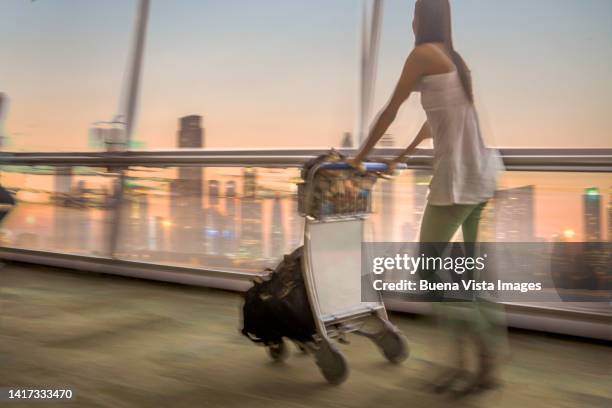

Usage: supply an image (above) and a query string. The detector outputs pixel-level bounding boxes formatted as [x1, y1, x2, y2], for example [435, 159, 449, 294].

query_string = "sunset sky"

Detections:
[1, 0, 611, 151]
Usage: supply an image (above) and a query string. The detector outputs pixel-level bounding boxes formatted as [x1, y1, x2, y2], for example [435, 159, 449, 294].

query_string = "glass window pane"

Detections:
[1, 165, 116, 256]
[114, 166, 303, 272]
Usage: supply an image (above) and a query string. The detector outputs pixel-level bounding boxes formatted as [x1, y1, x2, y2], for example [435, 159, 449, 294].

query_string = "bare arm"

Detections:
[392, 121, 432, 164]
[352, 48, 427, 164]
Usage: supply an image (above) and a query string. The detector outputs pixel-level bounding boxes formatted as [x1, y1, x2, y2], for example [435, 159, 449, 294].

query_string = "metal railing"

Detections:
[2, 148, 612, 171]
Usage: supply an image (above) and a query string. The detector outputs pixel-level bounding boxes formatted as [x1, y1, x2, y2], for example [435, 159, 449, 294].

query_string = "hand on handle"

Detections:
[347, 158, 367, 173]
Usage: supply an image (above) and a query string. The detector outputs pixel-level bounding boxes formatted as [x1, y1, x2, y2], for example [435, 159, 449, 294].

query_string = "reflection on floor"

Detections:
[1, 263, 610, 408]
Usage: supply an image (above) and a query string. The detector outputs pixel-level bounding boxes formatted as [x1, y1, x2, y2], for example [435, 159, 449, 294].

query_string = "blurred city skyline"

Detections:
[1, 113, 611, 251]
[1, 0, 611, 151]
[1, 167, 610, 267]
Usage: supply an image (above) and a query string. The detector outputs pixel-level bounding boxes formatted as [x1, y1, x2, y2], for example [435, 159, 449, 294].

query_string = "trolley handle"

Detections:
[319, 162, 408, 172]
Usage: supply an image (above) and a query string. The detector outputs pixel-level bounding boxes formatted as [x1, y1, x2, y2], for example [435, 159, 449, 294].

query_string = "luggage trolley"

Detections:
[270, 161, 409, 384]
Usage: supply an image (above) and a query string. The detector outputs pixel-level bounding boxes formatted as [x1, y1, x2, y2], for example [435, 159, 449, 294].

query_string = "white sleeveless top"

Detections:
[416, 71, 503, 205]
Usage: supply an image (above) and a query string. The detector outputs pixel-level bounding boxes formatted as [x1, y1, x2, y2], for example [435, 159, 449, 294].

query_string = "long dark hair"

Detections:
[414, 0, 473, 103]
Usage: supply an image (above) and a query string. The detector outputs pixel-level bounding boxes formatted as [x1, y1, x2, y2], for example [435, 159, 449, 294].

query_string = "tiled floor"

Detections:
[1, 263, 610, 407]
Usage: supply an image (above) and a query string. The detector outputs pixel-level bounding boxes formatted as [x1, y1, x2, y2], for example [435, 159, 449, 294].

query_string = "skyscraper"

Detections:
[176, 115, 204, 206]
[223, 182, 238, 257]
[493, 185, 535, 242]
[178, 115, 204, 148]
[170, 115, 205, 259]
[208, 180, 220, 204]
[204, 179, 221, 255]
[583, 187, 601, 242]
[243, 168, 257, 198]
[225, 180, 237, 198]
[239, 168, 263, 260]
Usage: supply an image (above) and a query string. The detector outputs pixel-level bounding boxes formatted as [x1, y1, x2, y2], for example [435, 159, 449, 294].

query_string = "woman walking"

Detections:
[351, 0, 505, 396]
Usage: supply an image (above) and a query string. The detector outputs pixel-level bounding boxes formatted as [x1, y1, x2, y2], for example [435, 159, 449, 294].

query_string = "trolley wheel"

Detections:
[267, 340, 289, 362]
[314, 341, 349, 385]
[377, 324, 409, 364]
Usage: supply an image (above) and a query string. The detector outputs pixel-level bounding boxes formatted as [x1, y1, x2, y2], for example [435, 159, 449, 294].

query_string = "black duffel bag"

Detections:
[241, 246, 316, 345]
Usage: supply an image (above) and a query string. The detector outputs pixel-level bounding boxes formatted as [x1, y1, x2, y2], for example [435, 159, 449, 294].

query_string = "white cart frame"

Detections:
[267, 162, 409, 384]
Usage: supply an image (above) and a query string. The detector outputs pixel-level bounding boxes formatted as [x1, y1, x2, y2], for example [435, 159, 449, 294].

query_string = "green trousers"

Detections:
[417, 201, 487, 286]
[419, 201, 487, 243]
[418, 201, 507, 351]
